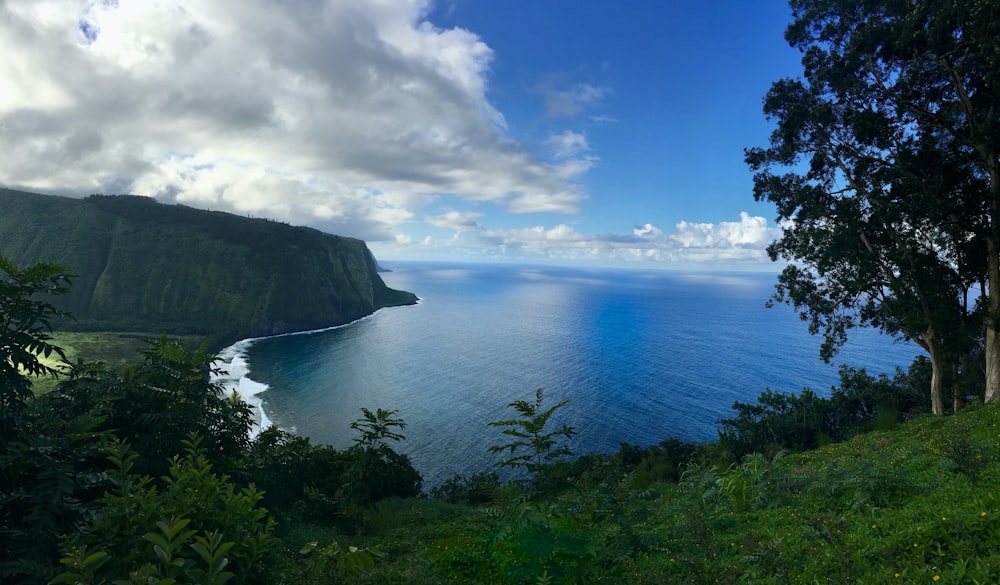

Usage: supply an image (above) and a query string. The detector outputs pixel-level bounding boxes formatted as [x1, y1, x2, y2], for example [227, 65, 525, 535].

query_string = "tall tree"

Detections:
[746, 0, 1000, 413]
[0, 255, 72, 439]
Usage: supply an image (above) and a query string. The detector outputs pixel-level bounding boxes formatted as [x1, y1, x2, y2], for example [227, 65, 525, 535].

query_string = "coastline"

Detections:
[210, 303, 421, 439]
[211, 339, 275, 438]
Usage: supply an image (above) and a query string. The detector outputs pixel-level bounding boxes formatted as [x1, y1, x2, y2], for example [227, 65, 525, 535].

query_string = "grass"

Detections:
[279, 403, 1000, 584]
[31, 330, 210, 394]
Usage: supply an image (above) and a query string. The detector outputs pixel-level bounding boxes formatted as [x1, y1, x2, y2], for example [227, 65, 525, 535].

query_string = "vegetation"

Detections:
[32, 331, 206, 394]
[4, 1, 1000, 582]
[487, 388, 576, 489]
[5, 250, 1000, 584]
[745, 0, 1000, 414]
[0, 189, 417, 347]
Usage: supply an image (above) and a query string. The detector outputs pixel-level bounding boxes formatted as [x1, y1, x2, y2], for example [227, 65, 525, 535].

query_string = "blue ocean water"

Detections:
[215, 262, 918, 487]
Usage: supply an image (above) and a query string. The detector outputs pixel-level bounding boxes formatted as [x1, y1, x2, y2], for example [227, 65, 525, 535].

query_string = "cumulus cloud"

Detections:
[0, 0, 586, 240]
[375, 211, 783, 265]
[669, 212, 775, 249]
[631, 212, 781, 262]
[426, 210, 483, 232]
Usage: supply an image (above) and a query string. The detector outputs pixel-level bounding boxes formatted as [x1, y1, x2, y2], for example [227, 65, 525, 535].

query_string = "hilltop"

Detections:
[0, 189, 416, 346]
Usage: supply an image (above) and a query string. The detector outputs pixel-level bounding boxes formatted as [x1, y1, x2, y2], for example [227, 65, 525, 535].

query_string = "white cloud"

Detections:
[589, 114, 619, 124]
[540, 81, 609, 118]
[374, 212, 783, 266]
[426, 210, 483, 232]
[0, 0, 587, 240]
[669, 212, 776, 249]
[546, 130, 589, 159]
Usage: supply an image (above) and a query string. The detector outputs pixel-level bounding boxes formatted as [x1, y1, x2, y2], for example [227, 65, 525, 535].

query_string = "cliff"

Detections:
[0, 189, 417, 345]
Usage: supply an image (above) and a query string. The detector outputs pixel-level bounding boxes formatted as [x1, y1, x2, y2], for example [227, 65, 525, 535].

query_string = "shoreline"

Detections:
[210, 303, 421, 438]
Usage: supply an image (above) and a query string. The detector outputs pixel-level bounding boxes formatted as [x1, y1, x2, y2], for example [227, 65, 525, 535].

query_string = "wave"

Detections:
[212, 339, 274, 438]
[210, 309, 404, 439]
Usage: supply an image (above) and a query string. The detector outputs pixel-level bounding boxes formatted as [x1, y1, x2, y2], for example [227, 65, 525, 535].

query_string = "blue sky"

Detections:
[0, 0, 804, 269]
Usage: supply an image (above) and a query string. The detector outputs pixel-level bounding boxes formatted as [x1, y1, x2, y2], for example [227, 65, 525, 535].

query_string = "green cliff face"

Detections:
[0, 189, 417, 345]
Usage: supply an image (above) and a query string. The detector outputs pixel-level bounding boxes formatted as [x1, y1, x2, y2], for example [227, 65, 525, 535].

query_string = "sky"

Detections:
[0, 0, 805, 269]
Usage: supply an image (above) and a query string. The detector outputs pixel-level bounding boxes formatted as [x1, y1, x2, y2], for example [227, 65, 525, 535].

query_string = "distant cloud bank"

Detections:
[375, 211, 783, 266]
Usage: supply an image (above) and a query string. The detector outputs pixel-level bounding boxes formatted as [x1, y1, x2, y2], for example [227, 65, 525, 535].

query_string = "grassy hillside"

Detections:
[0, 189, 416, 346]
[284, 404, 1000, 584]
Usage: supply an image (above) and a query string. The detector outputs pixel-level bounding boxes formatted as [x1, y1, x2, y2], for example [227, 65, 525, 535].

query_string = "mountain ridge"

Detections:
[0, 189, 417, 347]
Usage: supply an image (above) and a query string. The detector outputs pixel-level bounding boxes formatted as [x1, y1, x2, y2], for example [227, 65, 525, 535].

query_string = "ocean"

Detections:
[214, 262, 919, 487]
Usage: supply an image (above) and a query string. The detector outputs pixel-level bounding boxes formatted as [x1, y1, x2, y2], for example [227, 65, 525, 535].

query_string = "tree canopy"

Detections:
[746, 0, 1000, 414]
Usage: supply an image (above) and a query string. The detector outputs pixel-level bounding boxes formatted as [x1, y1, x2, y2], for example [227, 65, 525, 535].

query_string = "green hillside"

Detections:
[4, 216, 1000, 585]
[0, 189, 416, 346]
[316, 403, 1000, 584]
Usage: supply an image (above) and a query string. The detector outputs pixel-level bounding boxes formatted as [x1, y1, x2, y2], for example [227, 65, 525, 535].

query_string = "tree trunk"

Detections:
[952, 360, 964, 413]
[984, 164, 1000, 404]
[986, 249, 1000, 404]
[927, 334, 946, 415]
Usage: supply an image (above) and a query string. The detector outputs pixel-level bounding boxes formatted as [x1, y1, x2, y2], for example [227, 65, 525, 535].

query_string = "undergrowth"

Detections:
[290, 404, 1000, 584]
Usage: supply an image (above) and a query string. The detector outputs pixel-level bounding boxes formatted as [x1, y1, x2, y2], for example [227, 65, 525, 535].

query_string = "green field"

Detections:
[32, 331, 210, 394]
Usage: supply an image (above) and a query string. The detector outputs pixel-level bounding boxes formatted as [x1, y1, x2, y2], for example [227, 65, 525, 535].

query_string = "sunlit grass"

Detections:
[291, 403, 1000, 583]
[30, 331, 208, 394]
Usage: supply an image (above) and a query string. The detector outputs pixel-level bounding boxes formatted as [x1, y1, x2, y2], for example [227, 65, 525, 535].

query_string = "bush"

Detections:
[626, 437, 702, 485]
[431, 471, 501, 505]
[50, 337, 254, 479]
[236, 409, 423, 531]
[718, 362, 932, 459]
[344, 408, 423, 507]
[61, 435, 275, 585]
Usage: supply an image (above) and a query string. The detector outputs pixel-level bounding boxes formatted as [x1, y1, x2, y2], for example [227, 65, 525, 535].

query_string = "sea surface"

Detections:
[214, 262, 919, 487]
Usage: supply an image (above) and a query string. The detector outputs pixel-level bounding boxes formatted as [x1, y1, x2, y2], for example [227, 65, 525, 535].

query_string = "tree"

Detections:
[488, 388, 576, 485]
[345, 408, 422, 506]
[56, 436, 274, 585]
[0, 254, 72, 437]
[746, 0, 1000, 413]
[350, 407, 407, 451]
[52, 336, 254, 478]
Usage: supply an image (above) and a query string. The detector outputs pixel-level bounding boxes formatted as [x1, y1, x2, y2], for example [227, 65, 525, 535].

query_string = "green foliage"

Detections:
[625, 437, 701, 486]
[350, 407, 407, 451]
[235, 427, 351, 525]
[0, 254, 73, 432]
[0, 405, 111, 584]
[0, 255, 102, 584]
[50, 546, 109, 585]
[30, 331, 206, 395]
[296, 540, 382, 583]
[236, 412, 422, 531]
[345, 408, 423, 509]
[50, 336, 254, 478]
[431, 472, 502, 505]
[64, 435, 275, 585]
[318, 404, 1000, 584]
[488, 389, 576, 487]
[744, 0, 1000, 413]
[718, 364, 930, 459]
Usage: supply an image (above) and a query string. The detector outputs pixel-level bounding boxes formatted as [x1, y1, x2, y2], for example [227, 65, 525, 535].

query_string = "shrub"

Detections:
[718, 363, 932, 459]
[50, 337, 254, 479]
[431, 471, 501, 505]
[488, 389, 576, 490]
[345, 408, 423, 506]
[62, 435, 275, 584]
